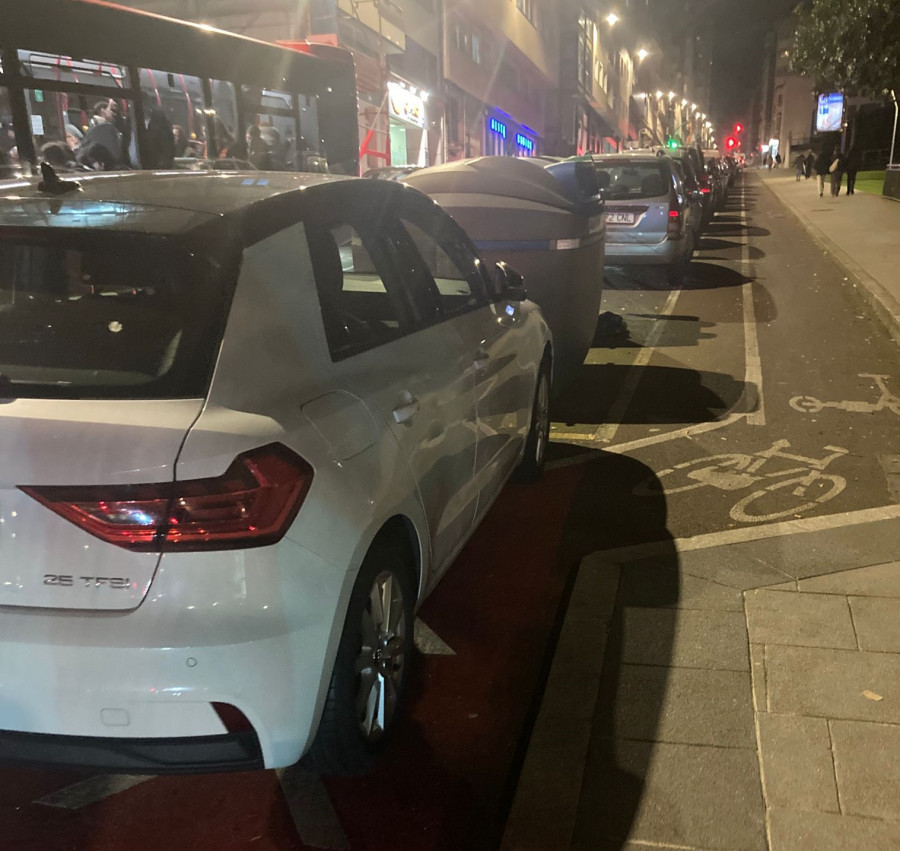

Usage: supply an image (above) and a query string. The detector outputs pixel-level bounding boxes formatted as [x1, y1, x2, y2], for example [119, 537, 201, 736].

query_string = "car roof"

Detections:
[0, 169, 354, 216]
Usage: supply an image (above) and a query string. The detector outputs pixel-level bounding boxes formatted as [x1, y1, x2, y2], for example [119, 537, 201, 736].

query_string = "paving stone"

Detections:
[598, 665, 754, 747]
[677, 545, 792, 590]
[798, 560, 900, 597]
[745, 589, 857, 649]
[740, 519, 900, 580]
[762, 580, 798, 591]
[750, 643, 767, 712]
[617, 562, 744, 611]
[767, 645, 900, 723]
[757, 714, 839, 812]
[621, 607, 749, 671]
[831, 719, 900, 820]
[768, 808, 900, 851]
[572, 740, 766, 850]
[849, 596, 900, 653]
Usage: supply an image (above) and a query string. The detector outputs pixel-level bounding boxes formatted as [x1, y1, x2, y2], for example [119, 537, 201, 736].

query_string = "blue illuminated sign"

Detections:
[816, 93, 844, 133]
[515, 133, 534, 152]
[489, 117, 507, 138]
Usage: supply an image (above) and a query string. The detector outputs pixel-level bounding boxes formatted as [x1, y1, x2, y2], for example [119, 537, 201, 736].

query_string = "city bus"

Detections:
[0, 0, 359, 175]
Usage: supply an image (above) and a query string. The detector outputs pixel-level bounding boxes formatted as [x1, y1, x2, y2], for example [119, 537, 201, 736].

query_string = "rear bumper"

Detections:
[0, 729, 263, 774]
[604, 237, 688, 267]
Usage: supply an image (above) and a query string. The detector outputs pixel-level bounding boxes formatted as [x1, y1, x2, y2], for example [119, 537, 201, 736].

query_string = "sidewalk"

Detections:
[757, 169, 900, 346]
[501, 510, 900, 851]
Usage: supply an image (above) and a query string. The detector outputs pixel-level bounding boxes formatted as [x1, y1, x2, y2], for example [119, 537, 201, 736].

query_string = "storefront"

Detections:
[387, 80, 428, 167]
[484, 108, 538, 158]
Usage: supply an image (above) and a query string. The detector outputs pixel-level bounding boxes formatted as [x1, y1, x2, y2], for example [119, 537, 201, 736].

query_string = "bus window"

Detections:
[297, 93, 325, 172]
[16, 51, 129, 88]
[139, 69, 205, 159]
[241, 85, 297, 171]
[209, 79, 239, 159]
[1, 87, 20, 174]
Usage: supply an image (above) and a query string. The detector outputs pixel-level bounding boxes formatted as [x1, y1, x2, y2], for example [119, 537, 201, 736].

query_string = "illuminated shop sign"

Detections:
[388, 82, 426, 128]
[515, 133, 534, 152]
[489, 117, 507, 138]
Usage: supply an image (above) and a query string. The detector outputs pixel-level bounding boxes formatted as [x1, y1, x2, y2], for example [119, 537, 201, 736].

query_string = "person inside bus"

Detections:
[144, 108, 175, 169]
[75, 100, 123, 169]
[40, 140, 78, 169]
[246, 124, 273, 170]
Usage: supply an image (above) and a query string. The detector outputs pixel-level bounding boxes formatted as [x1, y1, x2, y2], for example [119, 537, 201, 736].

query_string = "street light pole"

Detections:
[889, 89, 898, 167]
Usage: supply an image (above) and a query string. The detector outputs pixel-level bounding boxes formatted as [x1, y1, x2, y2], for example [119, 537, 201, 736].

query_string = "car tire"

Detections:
[512, 357, 551, 484]
[302, 537, 415, 776]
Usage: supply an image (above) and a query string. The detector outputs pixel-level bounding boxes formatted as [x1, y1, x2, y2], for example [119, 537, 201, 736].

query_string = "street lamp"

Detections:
[605, 12, 619, 26]
[637, 48, 649, 61]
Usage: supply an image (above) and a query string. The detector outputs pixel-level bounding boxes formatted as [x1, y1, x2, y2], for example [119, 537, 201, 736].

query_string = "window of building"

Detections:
[517, 0, 536, 25]
[577, 13, 593, 91]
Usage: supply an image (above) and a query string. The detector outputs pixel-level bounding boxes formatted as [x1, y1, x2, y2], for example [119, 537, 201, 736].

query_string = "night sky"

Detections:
[708, 0, 800, 127]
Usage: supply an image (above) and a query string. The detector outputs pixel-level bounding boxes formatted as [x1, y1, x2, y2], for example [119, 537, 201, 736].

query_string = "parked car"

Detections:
[0, 168, 552, 776]
[592, 153, 695, 285]
[666, 146, 713, 229]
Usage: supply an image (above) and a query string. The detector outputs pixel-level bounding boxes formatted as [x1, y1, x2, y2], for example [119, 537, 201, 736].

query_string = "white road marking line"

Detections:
[594, 288, 682, 444]
[596, 503, 900, 563]
[34, 774, 152, 809]
[414, 617, 456, 655]
[277, 765, 350, 851]
[740, 182, 766, 426]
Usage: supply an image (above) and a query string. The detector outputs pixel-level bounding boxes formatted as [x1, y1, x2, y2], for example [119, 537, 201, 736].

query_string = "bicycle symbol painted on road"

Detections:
[790, 374, 900, 416]
[633, 439, 848, 523]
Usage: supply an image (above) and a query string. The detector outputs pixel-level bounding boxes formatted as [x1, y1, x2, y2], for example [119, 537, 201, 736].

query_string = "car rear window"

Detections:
[594, 161, 671, 200]
[0, 231, 231, 399]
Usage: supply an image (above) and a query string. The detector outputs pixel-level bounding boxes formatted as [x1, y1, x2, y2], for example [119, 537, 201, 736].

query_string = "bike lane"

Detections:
[585, 171, 899, 539]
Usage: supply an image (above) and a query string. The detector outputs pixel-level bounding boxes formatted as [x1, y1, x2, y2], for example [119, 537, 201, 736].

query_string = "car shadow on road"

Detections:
[553, 451, 680, 848]
[603, 261, 752, 291]
[592, 313, 716, 349]
[551, 363, 756, 427]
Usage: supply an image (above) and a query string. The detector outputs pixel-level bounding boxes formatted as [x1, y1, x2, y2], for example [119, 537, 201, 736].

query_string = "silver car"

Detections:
[594, 154, 695, 285]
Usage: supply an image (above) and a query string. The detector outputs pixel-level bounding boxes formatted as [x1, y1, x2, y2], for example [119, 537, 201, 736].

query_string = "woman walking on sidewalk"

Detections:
[814, 148, 831, 197]
[830, 150, 846, 197]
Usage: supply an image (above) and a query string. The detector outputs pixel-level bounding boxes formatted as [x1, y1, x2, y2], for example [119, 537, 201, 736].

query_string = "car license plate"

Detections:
[606, 211, 635, 224]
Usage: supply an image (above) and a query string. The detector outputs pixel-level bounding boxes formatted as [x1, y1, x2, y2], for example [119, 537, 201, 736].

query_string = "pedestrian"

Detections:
[75, 100, 123, 169]
[814, 148, 831, 197]
[775, 152, 782, 167]
[804, 151, 813, 179]
[844, 145, 861, 195]
[829, 149, 846, 197]
[794, 153, 806, 181]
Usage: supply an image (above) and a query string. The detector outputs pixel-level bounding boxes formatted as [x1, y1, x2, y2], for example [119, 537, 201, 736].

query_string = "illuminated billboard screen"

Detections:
[816, 93, 844, 133]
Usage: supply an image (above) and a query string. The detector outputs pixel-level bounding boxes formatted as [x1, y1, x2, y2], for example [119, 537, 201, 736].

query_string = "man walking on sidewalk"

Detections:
[814, 148, 831, 197]
[845, 146, 861, 195]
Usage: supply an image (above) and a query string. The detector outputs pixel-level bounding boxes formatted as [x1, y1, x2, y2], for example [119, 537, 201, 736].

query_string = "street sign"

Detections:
[816, 93, 844, 133]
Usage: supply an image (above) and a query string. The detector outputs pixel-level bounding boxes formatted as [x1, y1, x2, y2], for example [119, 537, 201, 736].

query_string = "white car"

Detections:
[0, 169, 552, 775]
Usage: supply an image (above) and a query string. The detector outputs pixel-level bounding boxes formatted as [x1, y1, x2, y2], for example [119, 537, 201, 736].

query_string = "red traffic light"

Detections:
[734, 122, 744, 134]
[726, 136, 737, 150]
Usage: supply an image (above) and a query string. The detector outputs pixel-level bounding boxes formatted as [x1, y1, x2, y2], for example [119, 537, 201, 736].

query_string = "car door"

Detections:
[305, 183, 479, 578]
[396, 191, 533, 518]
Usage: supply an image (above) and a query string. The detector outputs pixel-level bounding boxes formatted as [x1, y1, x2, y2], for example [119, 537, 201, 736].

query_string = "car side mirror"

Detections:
[492, 261, 527, 302]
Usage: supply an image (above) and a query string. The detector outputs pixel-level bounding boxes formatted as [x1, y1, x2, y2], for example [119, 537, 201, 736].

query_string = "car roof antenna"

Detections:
[37, 162, 81, 195]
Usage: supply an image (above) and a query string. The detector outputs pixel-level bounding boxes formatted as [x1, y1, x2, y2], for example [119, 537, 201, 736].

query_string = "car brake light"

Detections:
[701, 186, 711, 194]
[19, 443, 313, 552]
[667, 206, 682, 238]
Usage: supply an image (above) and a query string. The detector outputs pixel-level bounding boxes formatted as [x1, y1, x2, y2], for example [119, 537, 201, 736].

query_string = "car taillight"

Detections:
[667, 206, 682, 238]
[700, 186, 711, 194]
[19, 443, 313, 552]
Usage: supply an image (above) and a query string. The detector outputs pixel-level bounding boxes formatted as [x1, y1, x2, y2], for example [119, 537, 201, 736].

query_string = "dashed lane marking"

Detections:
[277, 765, 350, 851]
[34, 774, 152, 809]
[740, 182, 766, 426]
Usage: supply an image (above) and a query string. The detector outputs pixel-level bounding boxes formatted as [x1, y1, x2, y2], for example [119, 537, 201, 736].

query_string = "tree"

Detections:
[791, 0, 900, 96]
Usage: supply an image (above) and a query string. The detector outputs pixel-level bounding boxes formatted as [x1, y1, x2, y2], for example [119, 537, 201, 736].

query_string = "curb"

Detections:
[759, 177, 900, 347]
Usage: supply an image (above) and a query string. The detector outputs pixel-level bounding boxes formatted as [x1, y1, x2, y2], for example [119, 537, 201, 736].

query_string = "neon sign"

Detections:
[489, 117, 507, 138]
[515, 133, 533, 152]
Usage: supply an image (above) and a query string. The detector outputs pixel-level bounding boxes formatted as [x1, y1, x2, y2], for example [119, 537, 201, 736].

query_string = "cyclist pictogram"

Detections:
[790, 374, 900, 416]
[633, 439, 849, 523]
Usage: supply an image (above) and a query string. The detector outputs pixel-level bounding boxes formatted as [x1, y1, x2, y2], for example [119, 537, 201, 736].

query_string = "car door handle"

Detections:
[474, 348, 490, 370]
[393, 398, 420, 423]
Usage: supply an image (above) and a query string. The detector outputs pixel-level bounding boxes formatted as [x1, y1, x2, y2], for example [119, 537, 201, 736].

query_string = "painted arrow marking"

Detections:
[414, 617, 456, 655]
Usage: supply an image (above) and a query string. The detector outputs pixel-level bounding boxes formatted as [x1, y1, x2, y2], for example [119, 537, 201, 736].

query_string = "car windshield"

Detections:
[0, 231, 231, 399]
[594, 161, 670, 200]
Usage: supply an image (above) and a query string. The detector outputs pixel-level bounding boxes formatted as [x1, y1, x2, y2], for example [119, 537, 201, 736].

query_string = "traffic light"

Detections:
[726, 136, 737, 150]
[734, 122, 744, 134]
